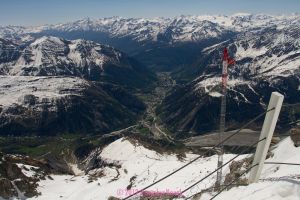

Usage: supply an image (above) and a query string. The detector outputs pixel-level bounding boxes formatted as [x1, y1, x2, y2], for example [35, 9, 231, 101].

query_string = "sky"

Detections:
[0, 0, 299, 26]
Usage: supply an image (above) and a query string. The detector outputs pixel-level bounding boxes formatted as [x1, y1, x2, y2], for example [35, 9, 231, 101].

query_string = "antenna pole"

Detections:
[216, 48, 231, 189]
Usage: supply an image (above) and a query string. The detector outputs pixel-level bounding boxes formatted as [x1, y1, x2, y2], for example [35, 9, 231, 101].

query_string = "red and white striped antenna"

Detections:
[216, 47, 235, 188]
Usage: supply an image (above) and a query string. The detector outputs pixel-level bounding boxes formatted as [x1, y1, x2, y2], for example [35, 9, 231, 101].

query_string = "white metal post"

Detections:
[249, 92, 284, 183]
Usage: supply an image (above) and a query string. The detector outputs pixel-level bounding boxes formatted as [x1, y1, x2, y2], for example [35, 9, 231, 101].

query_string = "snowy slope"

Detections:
[0, 76, 88, 108]
[200, 137, 300, 200]
[28, 138, 244, 200]
[23, 137, 300, 200]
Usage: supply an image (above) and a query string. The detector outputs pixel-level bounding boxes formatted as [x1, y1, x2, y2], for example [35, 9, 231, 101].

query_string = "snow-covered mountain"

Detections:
[1, 14, 299, 44]
[1, 14, 299, 72]
[0, 36, 154, 135]
[158, 25, 300, 137]
[0, 36, 155, 87]
[0, 14, 299, 136]
[0, 75, 146, 135]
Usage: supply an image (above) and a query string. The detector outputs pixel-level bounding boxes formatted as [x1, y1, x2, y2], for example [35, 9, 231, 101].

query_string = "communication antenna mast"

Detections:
[216, 47, 235, 188]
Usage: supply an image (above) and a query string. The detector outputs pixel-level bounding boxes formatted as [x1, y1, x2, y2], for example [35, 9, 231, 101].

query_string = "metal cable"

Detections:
[182, 137, 266, 200]
[264, 162, 300, 166]
[122, 107, 275, 200]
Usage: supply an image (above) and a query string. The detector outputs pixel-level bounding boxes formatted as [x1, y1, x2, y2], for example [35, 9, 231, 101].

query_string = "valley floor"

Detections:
[136, 72, 176, 141]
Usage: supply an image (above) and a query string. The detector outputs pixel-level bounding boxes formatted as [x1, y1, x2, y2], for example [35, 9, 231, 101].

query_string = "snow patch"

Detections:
[209, 91, 222, 97]
[0, 76, 88, 108]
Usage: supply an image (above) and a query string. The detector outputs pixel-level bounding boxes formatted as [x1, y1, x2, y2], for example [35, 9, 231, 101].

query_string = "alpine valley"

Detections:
[0, 13, 300, 200]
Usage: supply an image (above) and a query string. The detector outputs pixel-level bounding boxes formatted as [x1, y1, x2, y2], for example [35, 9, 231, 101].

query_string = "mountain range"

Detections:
[1, 14, 300, 44]
[1, 13, 299, 71]
[0, 13, 300, 200]
[0, 13, 299, 137]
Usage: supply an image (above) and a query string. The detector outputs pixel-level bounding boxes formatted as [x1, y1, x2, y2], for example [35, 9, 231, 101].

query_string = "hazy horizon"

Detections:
[2, 12, 300, 28]
[0, 0, 299, 26]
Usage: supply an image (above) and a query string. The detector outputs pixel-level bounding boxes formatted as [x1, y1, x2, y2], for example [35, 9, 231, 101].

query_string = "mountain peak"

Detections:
[231, 12, 252, 17]
[30, 36, 65, 46]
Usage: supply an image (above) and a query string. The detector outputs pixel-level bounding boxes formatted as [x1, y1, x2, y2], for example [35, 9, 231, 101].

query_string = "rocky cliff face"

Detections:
[0, 152, 53, 199]
[0, 151, 82, 199]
